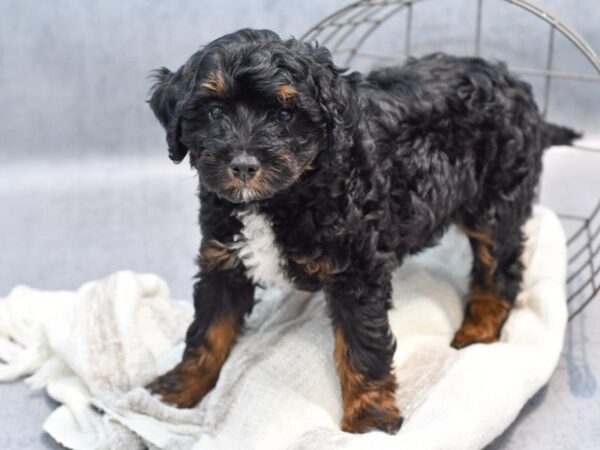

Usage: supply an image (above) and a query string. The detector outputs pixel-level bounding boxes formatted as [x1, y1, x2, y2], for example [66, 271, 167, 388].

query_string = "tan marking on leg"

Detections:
[458, 225, 498, 281]
[200, 240, 238, 271]
[451, 289, 511, 349]
[148, 314, 239, 407]
[201, 72, 227, 96]
[453, 225, 510, 348]
[276, 84, 296, 107]
[334, 329, 402, 434]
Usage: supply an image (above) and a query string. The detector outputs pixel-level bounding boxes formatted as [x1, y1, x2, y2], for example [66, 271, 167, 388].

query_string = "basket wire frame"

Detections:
[302, 0, 600, 321]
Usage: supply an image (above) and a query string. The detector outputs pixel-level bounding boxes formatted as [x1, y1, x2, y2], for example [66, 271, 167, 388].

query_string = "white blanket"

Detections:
[0, 205, 567, 450]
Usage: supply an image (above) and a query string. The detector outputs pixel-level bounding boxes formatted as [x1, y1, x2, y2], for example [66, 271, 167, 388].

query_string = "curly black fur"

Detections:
[147, 28, 579, 433]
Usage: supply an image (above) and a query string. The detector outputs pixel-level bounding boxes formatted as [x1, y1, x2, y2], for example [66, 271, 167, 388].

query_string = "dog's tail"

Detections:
[542, 122, 582, 148]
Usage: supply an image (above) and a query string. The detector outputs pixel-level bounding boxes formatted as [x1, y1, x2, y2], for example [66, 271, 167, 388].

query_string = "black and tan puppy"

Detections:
[147, 28, 578, 433]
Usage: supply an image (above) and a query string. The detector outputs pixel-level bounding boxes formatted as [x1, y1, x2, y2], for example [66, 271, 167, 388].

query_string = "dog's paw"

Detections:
[340, 379, 403, 435]
[451, 294, 509, 349]
[341, 405, 403, 434]
[450, 322, 499, 349]
[146, 369, 207, 408]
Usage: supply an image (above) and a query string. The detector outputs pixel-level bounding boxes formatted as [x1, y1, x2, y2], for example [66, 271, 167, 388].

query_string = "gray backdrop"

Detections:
[1, 0, 599, 162]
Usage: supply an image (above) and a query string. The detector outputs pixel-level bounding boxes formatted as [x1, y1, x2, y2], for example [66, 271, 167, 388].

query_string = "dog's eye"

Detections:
[277, 109, 294, 123]
[208, 106, 222, 121]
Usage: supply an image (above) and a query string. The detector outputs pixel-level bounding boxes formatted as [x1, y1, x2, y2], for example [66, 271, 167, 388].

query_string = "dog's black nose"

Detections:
[230, 155, 260, 181]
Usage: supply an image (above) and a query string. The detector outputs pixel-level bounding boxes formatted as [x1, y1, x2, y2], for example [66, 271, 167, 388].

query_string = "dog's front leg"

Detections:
[148, 257, 254, 408]
[327, 263, 402, 434]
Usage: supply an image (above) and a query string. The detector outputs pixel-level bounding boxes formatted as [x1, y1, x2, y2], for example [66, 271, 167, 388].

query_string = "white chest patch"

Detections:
[233, 208, 292, 288]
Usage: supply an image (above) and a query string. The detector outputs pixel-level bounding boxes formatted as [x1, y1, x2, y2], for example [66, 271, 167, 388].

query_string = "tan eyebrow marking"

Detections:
[201, 72, 227, 96]
[276, 84, 297, 107]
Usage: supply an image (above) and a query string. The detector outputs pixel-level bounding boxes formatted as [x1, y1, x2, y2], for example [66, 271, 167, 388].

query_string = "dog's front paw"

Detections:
[341, 403, 403, 434]
[146, 366, 211, 408]
[341, 380, 403, 434]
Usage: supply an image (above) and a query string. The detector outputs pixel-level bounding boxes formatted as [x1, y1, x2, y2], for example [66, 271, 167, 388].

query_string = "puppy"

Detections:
[147, 28, 578, 433]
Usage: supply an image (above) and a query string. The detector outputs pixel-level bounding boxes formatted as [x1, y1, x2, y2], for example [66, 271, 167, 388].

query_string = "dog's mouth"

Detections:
[195, 153, 308, 204]
[217, 173, 277, 203]
[222, 186, 269, 203]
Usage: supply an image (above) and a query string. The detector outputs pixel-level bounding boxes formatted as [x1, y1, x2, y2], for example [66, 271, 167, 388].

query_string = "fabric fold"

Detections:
[0, 206, 567, 450]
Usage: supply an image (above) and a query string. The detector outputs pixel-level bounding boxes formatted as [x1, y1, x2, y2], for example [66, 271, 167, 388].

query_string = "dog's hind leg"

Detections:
[451, 202, 531, 349]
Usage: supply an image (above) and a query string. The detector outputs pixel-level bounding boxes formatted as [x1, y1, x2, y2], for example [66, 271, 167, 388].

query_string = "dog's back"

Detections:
[358, 53, 576, 255]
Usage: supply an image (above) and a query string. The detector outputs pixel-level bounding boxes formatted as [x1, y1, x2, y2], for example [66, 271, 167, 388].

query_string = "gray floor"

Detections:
[0, 147, 599, 449]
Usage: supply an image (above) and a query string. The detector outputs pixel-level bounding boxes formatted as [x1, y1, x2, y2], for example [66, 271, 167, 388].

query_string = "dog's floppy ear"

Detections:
[302, 44, 360, 167]
[148, 67, 189, 164]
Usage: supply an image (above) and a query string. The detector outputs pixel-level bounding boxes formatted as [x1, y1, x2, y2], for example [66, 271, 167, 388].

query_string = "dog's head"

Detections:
[149, 29, 359, 203]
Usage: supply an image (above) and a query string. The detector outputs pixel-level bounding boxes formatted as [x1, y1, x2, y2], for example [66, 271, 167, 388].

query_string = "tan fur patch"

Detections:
[222, 169, 272, 202]
[278, 152, 296, 167]
[451, 289, 511, 349]
[247, 170, 269, 193]
[334, 329, 402, 433]
[276, 84, 296, 107]
[224, 175, 243, 191]
[201, 72, 227, 96]
[301, 152, 319, 173]
[290, 254, 334, 279]
[459, 225, 498, 281]
[148, 314, 239, 408]
[200, 240, 238, 271]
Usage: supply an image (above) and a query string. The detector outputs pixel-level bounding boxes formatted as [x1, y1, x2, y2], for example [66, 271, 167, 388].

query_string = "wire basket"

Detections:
[302, 0, 600, 321]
